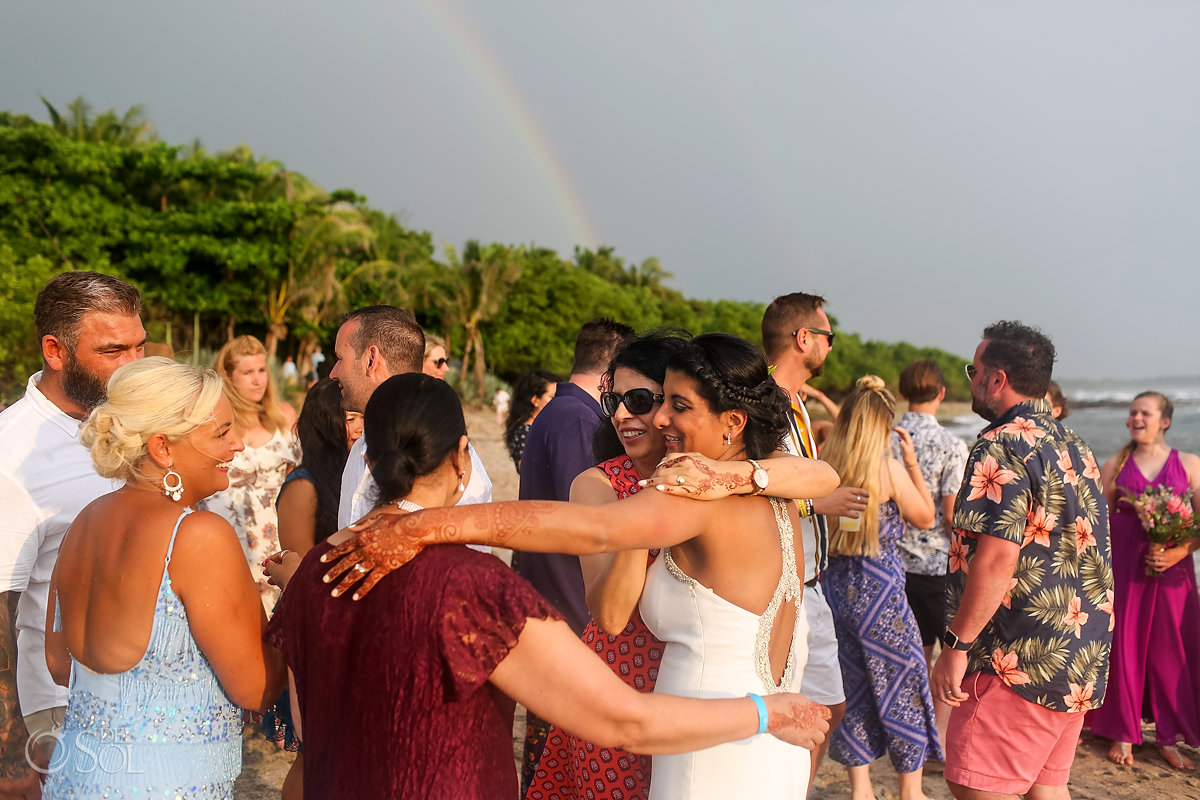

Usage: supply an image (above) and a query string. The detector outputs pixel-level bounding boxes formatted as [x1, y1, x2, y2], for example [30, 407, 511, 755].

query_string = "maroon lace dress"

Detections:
[267, 541, 560, 799]
[526, 455, 664, 800]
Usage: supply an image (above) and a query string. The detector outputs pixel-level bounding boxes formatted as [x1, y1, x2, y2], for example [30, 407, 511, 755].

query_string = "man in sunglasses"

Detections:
[514, 317, 634, 793]
[762, 291, 869, 790]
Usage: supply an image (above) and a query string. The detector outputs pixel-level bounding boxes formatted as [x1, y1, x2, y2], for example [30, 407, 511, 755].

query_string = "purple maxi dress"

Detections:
[1091, 450, 1200, 746]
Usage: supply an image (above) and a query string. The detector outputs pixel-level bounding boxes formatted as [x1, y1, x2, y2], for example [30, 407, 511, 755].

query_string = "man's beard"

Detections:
[805, 349, 826, 379]
[971, 390, 997, 422]
[62, 354, 109, 411]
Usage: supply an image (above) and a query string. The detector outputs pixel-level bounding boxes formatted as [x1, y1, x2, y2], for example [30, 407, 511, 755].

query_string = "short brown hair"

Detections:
[35, 271, 142, 352]
[898, 360, 944, 404]
[761, 292, 826, 360]
[339, 306, 425, 375]
[571, 318, 634, 375]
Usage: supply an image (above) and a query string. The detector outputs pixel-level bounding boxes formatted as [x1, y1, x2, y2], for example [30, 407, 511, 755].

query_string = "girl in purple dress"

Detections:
[1092, 391, 1200, 769]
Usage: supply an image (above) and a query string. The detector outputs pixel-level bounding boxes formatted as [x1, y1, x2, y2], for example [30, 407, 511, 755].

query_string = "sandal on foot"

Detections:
[1108, 742, 1134, 766]
[1158, 745, 1194, 770]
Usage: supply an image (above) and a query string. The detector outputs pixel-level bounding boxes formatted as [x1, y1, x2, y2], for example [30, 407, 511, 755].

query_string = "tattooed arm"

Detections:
[323, 491, 725, 599]
[1, 590, 42, 799]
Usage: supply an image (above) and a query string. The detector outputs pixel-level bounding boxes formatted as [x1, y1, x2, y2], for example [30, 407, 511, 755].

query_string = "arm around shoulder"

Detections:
[573, 470, 647, 634]
[168, 510, 285, 711]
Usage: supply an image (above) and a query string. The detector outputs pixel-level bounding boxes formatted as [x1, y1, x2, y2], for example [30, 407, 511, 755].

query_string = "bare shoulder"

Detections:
[1178, 451, 1200, 478]
[569, 467, 618, 505]
[171, 509, 242, 560]
[278, 474, 317, 504]
[279, 401, 298, 427]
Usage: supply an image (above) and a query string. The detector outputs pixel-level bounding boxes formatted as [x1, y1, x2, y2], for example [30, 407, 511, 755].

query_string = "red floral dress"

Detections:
[525, 456, 663, 800]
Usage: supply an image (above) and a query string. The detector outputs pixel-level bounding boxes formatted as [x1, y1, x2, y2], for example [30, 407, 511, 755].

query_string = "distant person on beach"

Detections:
[820, 376, 940, 800]
[422, 332, 450, 380]
[493, 386, 511, 426]
[309, 345, 325, 384]
[1046, 380, 1069, 420]
[0, 272, 144, 797]
[264, 373, 831, 799]
[282, 355, 299, 387]
[503, 370, 557, 473]
[514, 317, 632, 791]
[897, 360, 969, 745]
[762, 291, 868, 789]
[931, 321, 1112, 799]
[330, 306, 492, 530]
[201, 335, 300, 613]
[1091, 391, 1200, 769]
[45, 358, 285, 797]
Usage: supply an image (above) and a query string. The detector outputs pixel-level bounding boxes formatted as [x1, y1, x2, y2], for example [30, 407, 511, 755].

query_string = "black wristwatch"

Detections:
[942, 628, 974, 652]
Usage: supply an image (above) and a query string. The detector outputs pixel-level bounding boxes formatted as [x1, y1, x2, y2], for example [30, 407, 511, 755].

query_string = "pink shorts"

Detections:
[944, 671, 1085, 795]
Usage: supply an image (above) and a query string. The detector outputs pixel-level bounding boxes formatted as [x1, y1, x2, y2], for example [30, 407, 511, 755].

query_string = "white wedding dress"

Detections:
[640, 497, 811, 799]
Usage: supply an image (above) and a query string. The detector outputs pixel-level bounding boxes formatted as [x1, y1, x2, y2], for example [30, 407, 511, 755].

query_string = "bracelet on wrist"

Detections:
[747, 693, 769, 736]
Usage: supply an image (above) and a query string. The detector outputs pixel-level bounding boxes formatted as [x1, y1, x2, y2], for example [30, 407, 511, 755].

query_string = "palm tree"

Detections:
[39, 95, 156, 146]
[413, 241, 522, 400]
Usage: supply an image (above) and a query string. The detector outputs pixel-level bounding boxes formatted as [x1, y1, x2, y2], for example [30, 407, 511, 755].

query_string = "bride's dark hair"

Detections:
[666, 333, 790, 460]
[364, 373, 467, 506]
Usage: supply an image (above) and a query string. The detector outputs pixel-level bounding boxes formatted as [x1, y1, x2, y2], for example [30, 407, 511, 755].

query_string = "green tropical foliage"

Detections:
[0, 97, 972, 403]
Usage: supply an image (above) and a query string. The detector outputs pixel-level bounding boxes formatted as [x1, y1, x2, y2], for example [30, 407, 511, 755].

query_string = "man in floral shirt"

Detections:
[931, 321, 1112, 799]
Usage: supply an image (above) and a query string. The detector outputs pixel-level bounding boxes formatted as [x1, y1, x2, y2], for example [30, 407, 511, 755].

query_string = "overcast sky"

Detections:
[4, 1, 1198, 379]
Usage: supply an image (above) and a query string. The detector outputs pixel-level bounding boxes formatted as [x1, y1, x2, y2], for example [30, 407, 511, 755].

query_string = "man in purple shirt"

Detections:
[515, 317, 633, 792]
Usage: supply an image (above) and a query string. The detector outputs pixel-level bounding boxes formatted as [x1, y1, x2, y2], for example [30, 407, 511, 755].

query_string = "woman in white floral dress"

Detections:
[202, 335, 300, 612]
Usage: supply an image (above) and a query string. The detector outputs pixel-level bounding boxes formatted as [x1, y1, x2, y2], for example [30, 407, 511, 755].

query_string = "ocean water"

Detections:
[941, 376, 1200, 463]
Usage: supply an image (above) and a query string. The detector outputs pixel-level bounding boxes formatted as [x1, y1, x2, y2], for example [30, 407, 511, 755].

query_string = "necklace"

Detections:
[396, 499, 424, 513]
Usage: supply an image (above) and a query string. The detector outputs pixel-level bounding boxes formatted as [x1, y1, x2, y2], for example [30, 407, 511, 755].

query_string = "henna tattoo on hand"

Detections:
[770, 696, 832, 735]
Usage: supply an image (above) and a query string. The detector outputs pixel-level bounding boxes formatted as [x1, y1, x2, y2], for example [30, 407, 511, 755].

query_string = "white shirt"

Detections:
[0, 373, 119, 715]
[337, 438, 493, 552]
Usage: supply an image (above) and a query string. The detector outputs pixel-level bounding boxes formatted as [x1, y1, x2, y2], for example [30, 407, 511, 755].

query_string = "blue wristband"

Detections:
[747, 692, 768, 736]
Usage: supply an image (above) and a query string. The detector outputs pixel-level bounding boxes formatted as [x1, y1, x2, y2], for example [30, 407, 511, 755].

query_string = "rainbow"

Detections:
[416, 1, 600, 250]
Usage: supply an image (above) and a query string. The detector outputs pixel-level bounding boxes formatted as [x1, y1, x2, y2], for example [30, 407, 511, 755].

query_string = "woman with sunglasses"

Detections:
[325, 333, 840, 799]
[422, 333, 450, 380]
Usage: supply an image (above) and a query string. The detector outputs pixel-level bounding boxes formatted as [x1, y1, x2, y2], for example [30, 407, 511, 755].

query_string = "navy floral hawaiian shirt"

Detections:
[947, 398, 1113, 713]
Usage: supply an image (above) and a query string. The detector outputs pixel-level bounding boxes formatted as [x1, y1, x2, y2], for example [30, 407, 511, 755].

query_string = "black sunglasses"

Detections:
[433, 357, 449, 368]
[792, 327, 836, 346]
[600, 388, 664, 418]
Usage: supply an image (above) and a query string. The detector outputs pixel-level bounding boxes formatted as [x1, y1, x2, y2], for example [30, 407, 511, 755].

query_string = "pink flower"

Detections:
[948, 531, 970, 574]
[1098, 589, 1115, 632]
[999, 577, 1019, 609]
[1082, 452, 1101, 481]
[967, 455, 1020, 504]
[1064, 595, 1089, 638]
[1023, 505, 1054, 549]
[991, 649, 1032, 687]
[1183, 505, 1194, 521]
[999, 417, 1046, 447]
[1074, 516, 1096, 550]
[1166, 495, 1185, 514]
[1056, 449, 1078, 486]
[1063, 681, 1096, 713]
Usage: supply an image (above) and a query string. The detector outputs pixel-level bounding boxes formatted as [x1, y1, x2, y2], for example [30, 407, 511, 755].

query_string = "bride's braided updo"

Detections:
[665, 333, 790, 459]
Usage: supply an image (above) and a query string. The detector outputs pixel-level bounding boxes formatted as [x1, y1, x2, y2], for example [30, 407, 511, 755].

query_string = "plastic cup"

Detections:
[839, 515, 861, 532]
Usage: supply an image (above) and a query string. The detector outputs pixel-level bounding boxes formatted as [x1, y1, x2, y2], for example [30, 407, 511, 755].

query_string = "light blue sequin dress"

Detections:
[45, 508, 243, 799]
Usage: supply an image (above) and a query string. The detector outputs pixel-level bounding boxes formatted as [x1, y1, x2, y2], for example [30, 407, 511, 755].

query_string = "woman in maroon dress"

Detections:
[266, 373, 831, 799]
[1092, 391, 1200, 769]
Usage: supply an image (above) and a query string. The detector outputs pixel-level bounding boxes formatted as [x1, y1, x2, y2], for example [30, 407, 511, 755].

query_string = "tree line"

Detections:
[0, 98, 971, 404]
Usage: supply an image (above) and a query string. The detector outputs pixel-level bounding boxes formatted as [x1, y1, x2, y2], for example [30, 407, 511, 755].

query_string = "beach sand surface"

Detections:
[234, 403, 1200, 799]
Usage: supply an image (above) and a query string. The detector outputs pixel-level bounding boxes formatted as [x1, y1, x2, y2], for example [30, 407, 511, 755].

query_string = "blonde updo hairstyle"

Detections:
[213, 335, 289, 436]
[81, 357, 225, 485]
[821, 375, 897, 557]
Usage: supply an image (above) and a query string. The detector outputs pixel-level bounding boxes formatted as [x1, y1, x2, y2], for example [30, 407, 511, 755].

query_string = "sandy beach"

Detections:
[233, 402, 1200, 800]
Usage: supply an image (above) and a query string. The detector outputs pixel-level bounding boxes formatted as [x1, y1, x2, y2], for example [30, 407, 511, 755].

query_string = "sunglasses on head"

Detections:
[600, 388, 664, 418]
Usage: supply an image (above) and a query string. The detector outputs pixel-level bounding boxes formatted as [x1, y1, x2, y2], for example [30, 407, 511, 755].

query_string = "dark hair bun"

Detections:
[364, 374, 467, 507]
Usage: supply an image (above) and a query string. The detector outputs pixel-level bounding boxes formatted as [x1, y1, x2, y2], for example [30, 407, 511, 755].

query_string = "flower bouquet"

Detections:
[1122, 484, 1196, 575]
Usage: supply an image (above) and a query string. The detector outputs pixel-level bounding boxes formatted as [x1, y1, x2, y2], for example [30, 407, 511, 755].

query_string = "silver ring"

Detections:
[353, 563, 368, 575]
[676, 476, 686, 485]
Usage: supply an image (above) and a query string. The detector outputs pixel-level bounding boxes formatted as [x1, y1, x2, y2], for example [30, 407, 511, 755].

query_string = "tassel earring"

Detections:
[162, 468, 184, 502]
